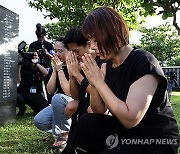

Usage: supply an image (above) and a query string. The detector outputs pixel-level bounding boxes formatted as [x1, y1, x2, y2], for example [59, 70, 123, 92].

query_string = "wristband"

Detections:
[57, 68, 64, 72]
[80, 78, 87, 86]
[80, 78, 89, 89]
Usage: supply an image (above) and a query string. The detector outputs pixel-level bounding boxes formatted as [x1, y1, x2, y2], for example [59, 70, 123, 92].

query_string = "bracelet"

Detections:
[57, 68, 63, 72]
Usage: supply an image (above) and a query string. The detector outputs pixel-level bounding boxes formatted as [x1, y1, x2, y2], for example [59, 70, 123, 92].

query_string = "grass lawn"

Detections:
[171, 92, 180, 130]
[0, 92, 180, 153]
[0, 110, 54, 154]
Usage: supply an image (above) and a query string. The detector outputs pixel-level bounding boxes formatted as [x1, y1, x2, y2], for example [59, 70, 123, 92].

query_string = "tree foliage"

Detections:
[139, 23, 180, 66]
[27, 0, 144, 39]
[27, 0, 180, 40]
[167, 55, 180, 66]
[140, 0, 180, 35]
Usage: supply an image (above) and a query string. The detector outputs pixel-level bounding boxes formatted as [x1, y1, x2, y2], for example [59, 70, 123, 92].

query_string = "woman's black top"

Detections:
[55, 65, 69, 94]
[105, 48, 179, 150]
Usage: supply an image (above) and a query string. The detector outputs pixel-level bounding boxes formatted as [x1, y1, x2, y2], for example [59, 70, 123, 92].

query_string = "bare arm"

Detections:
[48, 55, 71, 96]
[95, 74, 159, 128]
[69, 76, 80, 100]
[47, 70, 57, 94]
[90, 85, 106, 113]
[89, 63, 107, 113]
[81, 54, 159, 129]
[57, 69, 71, 96]
[45, 49, 53, 59]
[36, 63, 48, 76]
[81, 57, 106, 113]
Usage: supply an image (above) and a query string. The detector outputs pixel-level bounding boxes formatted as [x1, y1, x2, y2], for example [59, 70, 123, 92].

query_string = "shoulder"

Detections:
[130, 48, 166, 83]
[131, 48, 159, 67]
[30, 41, 38, 46]
[44, 41, 53, 46]
[29, 41, 39, 48]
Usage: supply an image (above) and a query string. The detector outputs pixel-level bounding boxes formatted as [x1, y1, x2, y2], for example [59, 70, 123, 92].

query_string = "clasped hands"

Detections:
[81, 53, 106, 86]
[66, 51, 106, 86]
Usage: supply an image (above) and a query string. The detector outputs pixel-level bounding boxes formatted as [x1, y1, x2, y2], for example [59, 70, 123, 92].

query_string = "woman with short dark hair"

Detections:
[73, 6, 179, 154]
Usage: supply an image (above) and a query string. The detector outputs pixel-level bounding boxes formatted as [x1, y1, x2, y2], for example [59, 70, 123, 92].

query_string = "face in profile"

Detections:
[67, 43, 90, 62]
[88, 37, 106, 60]
[54, 41, 67, 62]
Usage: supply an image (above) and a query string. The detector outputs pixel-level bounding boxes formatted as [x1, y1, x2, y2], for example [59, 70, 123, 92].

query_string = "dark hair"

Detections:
[82, 6, 129, 56]
[35, 23, 46, 36]
[36, 29, 46, 36]
[56, 36, 64, 42]
[64, 26, 88, 48]
[55, 36, 68, 49]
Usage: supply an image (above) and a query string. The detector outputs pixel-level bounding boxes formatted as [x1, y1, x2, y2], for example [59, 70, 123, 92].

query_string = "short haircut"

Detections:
[82, 6, 129, 56]
[64, 26, 88, 48]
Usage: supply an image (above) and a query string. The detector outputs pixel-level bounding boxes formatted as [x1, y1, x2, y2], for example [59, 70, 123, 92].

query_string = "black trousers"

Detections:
[73, 113, 177, 154]
[17, 93, 49, 114]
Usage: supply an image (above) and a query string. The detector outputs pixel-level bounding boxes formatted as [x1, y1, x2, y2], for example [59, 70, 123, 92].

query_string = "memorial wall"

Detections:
[0, 5, 19, 125]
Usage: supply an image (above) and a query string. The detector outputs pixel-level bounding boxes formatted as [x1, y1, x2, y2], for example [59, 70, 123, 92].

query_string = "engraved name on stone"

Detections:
[3, 52, 12, 98]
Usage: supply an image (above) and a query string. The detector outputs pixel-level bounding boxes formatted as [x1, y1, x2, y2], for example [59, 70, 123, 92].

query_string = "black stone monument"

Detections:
[0, 5, 19, 125]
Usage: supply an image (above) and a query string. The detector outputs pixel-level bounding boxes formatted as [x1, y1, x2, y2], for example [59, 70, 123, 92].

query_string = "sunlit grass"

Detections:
[0, 108, 54, 154]
[169, 92, 180, 153]
[171, 93, 180, 130]
[0, 92, 179, 153]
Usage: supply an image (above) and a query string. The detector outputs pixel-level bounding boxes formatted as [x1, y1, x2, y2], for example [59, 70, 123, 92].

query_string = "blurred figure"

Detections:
[17, 49, 49, 116]
[29, 23, 53, 103]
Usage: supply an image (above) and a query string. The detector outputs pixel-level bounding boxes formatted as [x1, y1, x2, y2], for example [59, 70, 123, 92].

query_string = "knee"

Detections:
[65, 101, 78, 118]
[87, 106, 93, 113]
[34, 114, 42, 129]
[34, 107, 52, 131]
[34, 112, 50, 131]
[51, 94, 64, 108]
[66, 101, 78, 113]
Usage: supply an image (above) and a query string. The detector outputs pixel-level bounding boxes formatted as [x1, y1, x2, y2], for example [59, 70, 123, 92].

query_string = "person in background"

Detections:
[17, 49, 49, 116]
[29, 23, 53, 103]
[73, 6, 179, 154]
[34, 37, 78, 149]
